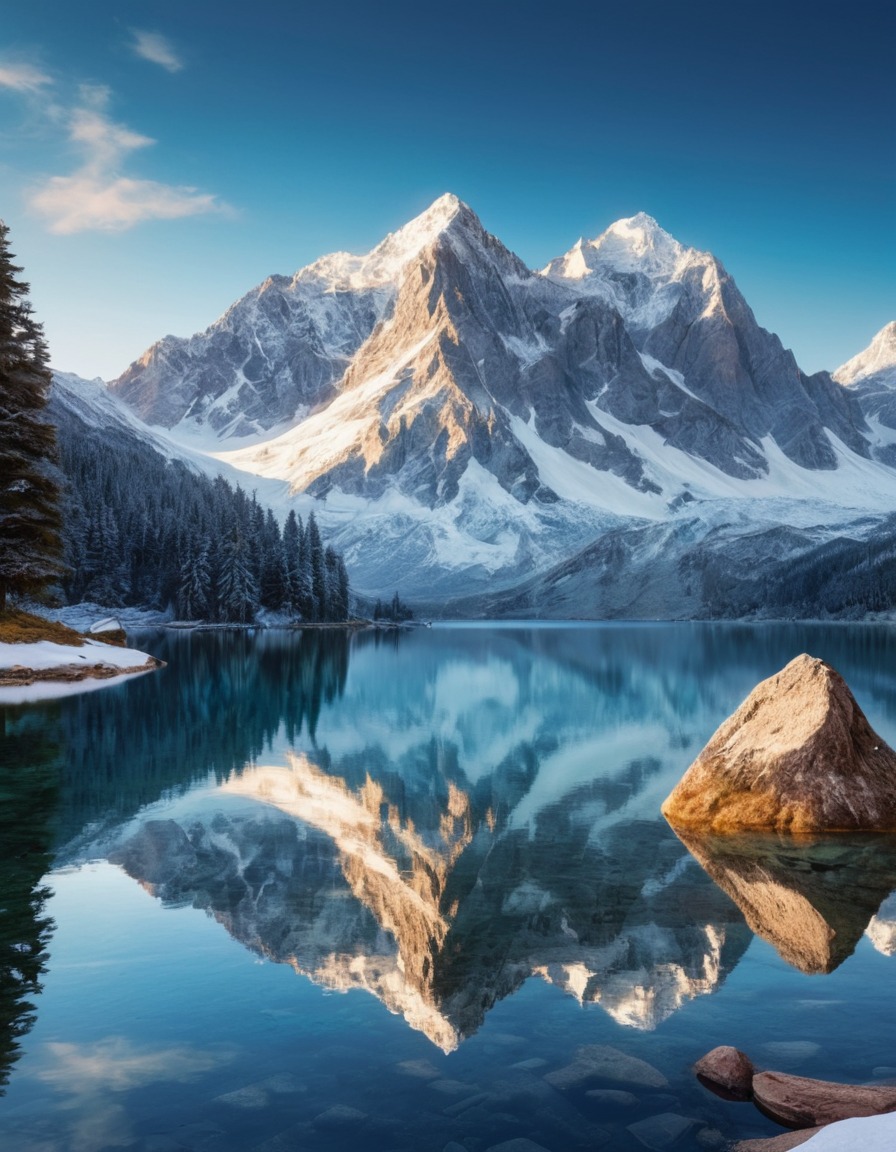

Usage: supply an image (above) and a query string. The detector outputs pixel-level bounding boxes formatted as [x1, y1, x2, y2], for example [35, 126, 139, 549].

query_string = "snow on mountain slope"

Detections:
[51, 371, 290, 506]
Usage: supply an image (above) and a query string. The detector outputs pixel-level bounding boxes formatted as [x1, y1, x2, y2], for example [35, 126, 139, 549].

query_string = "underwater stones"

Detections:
[751, 1071, 896, 1128]
[584, 1088, 638, 1107]
[626, 1111, 696, 1150]
[395, 1058, 441, 1079]
[543, 1044, 669, 1090]
[694, 1045, 755, 1098]
[312, 1104, 367, 1128]
[661, 655, 896, 833]
[695, 1128, 726, 1149]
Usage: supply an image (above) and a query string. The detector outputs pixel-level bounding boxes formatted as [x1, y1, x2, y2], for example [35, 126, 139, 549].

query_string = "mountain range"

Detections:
[53, 195, 896, 616]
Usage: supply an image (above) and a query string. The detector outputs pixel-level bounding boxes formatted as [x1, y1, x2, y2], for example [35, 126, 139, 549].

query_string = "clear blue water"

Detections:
[1, 623, 895, 1151]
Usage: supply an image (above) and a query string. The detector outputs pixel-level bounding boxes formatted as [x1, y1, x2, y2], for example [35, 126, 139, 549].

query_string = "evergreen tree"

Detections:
[307, 510, 325, 621]
[216, 529, 259, 623]
[177, 543, 212, 620]
[260, 508, 287, 609]
[282, 509, 302, 612]
[0, 222, 62, 610]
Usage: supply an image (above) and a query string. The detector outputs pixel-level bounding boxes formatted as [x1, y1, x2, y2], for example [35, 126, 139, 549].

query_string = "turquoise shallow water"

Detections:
[1, 623, 895, 1151]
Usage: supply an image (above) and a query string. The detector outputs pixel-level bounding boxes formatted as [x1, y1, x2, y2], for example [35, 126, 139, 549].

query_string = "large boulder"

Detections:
[661, 655, 896, 833]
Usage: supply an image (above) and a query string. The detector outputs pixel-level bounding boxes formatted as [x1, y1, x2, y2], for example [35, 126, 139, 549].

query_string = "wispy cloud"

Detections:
[24, 86, 227, 234]
[130, 29, 184, 73]
[0, 62, 52, 92]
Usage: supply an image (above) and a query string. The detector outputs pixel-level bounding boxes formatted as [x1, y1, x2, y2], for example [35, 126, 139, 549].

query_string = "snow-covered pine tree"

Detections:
[0, 222, 63, 610]
[282, 509, 302, 613]
[177, 543, 212, 620]
[324, 545, 349, 621]
[216, 529, 259, 623]
[307, 510, 326, 621]
[260, 507, 287, 609]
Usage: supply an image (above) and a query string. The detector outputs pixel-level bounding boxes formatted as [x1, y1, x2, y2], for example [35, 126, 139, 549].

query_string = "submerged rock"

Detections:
[732, 1130, 822, 1151]
[584, 1088, 638, 1107]
[694, 1045, 755, 1098]
[662, 654, 896, 833]
[544, 1044, 669, 1090]
[752, 1070, 896, 1127]
[626, 1111, 696, 1149]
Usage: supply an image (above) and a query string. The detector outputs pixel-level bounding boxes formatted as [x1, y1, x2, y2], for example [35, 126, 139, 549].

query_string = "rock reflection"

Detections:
[671, 830, 896, 973]
[110, 749, 751, 1050]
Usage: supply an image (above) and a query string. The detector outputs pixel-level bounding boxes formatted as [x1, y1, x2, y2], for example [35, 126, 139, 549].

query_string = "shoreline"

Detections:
[0, 654, 165, 687]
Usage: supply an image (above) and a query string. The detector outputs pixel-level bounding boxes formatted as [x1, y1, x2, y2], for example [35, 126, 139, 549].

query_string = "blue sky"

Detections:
[1, 0, 892, 378]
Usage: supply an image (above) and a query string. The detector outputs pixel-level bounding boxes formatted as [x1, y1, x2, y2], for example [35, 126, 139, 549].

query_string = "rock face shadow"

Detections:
[669, 829, 896, 974]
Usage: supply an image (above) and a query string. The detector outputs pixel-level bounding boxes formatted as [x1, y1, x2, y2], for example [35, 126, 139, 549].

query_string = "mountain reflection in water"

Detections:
[19, 623, 896, 1059]
[110, 752, 751, 1049]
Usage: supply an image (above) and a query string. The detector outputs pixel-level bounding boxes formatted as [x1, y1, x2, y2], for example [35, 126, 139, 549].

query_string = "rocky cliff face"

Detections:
[662, 654, 896, 833]
[545, 214, 868, 474]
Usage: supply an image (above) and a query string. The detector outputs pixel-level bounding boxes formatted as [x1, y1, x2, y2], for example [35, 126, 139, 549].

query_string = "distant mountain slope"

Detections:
[834, 322, 896, 461]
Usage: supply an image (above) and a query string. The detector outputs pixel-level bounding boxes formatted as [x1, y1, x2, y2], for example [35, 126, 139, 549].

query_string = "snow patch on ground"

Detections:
[0, 638, 157, 673]
[800, 1113, 896, 1151]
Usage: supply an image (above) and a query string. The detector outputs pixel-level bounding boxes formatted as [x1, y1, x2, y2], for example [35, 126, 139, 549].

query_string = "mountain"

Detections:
[545, 214, 868, 472]
[96, 197, 896, 610]
[834, 322, 896, 461]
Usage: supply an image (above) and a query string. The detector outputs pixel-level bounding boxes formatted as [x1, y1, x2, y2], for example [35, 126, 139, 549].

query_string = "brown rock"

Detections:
[671, 831, 896, 974]
[731, 1129, 823, 1151]
[694, 1045, 755, 1099]
[752, 1070, 896, 1127]
[662, 654, 896, 832]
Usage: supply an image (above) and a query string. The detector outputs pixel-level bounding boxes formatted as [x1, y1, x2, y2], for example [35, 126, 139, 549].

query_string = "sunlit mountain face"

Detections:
[48, 623, 896, 1052]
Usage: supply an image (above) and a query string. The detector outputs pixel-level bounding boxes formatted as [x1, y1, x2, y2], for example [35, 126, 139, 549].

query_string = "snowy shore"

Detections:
[0, 637, 164, 697]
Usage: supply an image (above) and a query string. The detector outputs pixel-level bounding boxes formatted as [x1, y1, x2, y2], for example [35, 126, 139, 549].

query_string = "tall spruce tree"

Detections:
[0, 222, 62, 611]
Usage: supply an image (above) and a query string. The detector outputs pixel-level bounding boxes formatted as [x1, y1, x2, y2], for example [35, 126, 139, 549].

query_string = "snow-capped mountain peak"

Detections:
[540, 211, 721, 336]
[293, 192, 479, 293]
[543, 211, 689, 283]
[834, 320, 896, 388]
[591, 212, 685, 274]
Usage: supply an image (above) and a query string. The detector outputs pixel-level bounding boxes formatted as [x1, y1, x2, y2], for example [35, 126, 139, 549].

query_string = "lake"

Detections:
[2, 623, 896, 1151]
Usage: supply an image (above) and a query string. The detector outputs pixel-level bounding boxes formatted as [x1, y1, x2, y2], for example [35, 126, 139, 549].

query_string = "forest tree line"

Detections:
[55, 418, 351, 624]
